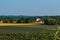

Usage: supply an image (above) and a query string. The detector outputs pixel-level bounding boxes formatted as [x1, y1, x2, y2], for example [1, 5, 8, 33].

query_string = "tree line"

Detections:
[0, 16, 60, 25]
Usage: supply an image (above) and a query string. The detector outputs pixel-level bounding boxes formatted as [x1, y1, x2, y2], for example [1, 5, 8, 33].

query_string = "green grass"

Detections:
[0, 25, 57, 32]
[0, 25, 59, 40]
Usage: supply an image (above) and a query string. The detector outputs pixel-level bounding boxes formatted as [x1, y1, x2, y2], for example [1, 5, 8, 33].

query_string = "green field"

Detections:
[0, 25, 57, 32]
[0, 25, 60, 40]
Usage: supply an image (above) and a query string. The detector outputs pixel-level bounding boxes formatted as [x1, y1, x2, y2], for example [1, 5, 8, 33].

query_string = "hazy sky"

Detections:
[0, 0, 60, 16]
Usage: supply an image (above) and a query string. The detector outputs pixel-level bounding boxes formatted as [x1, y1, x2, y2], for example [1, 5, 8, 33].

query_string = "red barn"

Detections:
[35, 18, 44, 24]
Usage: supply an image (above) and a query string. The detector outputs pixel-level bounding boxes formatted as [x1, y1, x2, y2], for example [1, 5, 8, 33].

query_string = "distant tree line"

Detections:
[0, 16, 60, 25]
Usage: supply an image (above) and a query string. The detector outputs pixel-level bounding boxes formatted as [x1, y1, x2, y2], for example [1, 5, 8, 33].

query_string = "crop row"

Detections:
[0, 32, 59, 40]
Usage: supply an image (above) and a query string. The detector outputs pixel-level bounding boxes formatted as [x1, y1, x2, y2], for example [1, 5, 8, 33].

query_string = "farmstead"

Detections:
[35, 18, 44, 24]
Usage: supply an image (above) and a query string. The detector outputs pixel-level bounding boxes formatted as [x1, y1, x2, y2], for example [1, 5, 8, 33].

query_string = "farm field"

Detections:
[0, 25, 57, 32]
[0, 25, 60, 40]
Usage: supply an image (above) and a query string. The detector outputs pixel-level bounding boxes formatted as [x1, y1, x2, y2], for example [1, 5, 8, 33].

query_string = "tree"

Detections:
[44, 18, 56, 25]
[54, 16, 60, 25]
[25, 17, 36, 23]
[17, 17, 25, 23]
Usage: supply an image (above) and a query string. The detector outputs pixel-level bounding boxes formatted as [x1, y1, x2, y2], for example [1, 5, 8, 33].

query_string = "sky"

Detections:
[0, 0, 60, 16]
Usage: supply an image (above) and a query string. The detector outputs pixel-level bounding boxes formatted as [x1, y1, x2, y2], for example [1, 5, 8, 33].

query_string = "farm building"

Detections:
[35, 18, 44, 24]
[0, 20, 3, 23]
[12, 20, 17, 23]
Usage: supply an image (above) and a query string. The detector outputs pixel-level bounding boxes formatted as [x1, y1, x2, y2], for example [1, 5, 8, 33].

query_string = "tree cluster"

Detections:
[0, 16, 60, 25]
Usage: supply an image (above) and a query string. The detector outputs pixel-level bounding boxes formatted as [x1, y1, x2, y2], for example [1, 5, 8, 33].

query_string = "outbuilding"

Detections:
[35, 18, 44, 24]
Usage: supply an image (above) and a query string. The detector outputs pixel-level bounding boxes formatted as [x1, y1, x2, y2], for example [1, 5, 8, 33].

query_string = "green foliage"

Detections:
[17, 17, 25, 23]
[0, 31, 59, 40]
[25, 17, 36, 23]
[0, 16, 60, 25]
[44, 18, 56, 25]
[0, 32, 60, 40]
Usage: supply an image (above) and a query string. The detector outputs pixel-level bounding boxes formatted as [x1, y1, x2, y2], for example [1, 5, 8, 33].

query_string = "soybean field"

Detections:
[0, 25, 60, 40]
